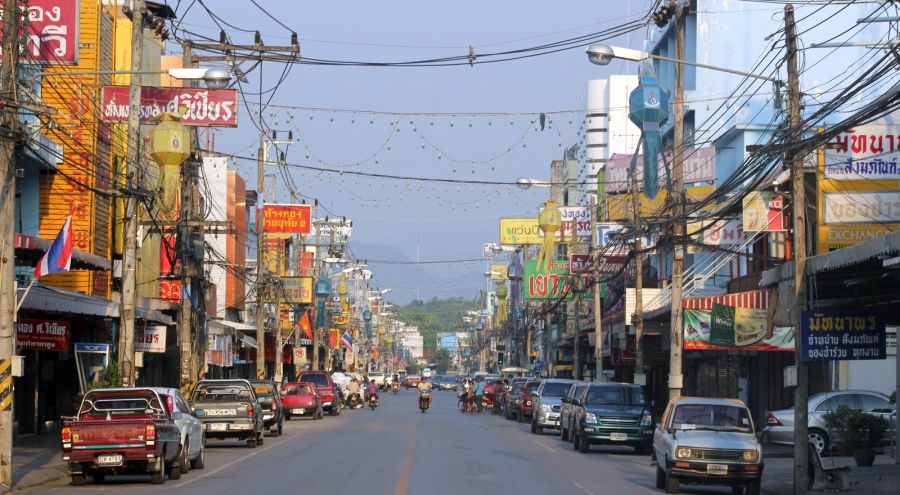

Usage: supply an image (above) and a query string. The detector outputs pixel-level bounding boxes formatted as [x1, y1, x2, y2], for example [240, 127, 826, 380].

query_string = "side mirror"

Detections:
[572, 399, 582, 407]
[561, 397, 571, 404]
[171, 412, 182, 420]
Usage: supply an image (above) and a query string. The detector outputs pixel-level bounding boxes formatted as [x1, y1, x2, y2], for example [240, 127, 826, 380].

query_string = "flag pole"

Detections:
[14, 278, 35, 315]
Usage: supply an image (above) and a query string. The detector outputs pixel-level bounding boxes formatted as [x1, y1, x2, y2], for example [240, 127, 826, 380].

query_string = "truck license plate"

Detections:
[610, 432, 628, 441]
[97, 454, 122, 465]
[292, 408, 305, 414]
[209, 423, 227, 431]
[707, 464, 728, 475]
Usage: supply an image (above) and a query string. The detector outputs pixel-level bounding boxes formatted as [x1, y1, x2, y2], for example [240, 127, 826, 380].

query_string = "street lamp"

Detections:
[40, 67, 236, 88]
[585, 44, 779, 82]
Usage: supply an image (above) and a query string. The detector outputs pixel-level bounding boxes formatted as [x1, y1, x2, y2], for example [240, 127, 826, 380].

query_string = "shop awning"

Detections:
[208, 319, 256, 336]
[15, 233, 111, 271]
[239, 333, 257, 348]
[19, 284, 175, 325]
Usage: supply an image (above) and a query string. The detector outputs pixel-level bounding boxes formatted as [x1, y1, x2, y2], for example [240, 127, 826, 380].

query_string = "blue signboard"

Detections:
[800, 310, 886, 361]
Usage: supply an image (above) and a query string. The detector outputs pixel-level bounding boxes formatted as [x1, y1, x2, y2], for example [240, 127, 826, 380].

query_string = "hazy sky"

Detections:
[173, 0, 657, 300]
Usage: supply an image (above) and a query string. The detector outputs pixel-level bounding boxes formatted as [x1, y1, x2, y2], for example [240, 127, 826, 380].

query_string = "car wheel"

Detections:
[285, 413, 292, 421]
[257, 431, 265, 446]
[635, 443, 652, 456]
[578, 430, 590, 453]
[745, 480, 761, 495]
[561, 423, 569, 441]
[517, 410, 524, 423]
[179, 441, 190, 475]
[71, 474, 86, 486]
[190, 442, 205, 470]
[167, 448, 183, 480]
[656, 465, 665, 489]
[330, 406, 339, 416]
[278, 421, 283, 436]
[808, 429, 829, 455]
[731, 485, 745, 495]
[151, 469, 165, 485]
[573, 429, 580, 450]
[664, 467, 678, 494]
[247, 436, 258, 448]
[92, 471, 106, 484]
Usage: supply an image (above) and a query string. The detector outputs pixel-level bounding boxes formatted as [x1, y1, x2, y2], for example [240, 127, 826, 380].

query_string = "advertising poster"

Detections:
[801, 310, 885, 361]
[684, 308, 794, 351]
[742, 192, 785, 231]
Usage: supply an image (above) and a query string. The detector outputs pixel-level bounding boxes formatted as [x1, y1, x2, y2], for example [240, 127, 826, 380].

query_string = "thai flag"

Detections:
[34, 216, 74, 278]
[341, 331, 353, 349]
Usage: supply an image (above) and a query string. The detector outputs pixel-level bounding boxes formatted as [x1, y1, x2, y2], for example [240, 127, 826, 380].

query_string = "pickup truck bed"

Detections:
[189, 379, 265, 448]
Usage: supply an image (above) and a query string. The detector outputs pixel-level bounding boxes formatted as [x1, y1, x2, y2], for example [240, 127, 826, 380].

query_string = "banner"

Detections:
[135, 325, 167, 353]
[743, 192, 785, 231]
[261, 204, 312, 234]
[10, 1, 80, 63]
[15, 319, 70, 352]
[524, 260, 595, 300]
[100, 86, 239, 127]
[684, 308, 793, 351]
[801, 310, 885, 361]
[280, 277, 313, 304]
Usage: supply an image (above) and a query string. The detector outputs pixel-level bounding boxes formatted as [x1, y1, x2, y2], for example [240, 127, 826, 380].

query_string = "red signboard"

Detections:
[5, 1, 81, 64]
[160, 279, 182, 303]
[262, 204, 312, 234]
[15, 319, 70, 351]
[100, 86, 239, 127]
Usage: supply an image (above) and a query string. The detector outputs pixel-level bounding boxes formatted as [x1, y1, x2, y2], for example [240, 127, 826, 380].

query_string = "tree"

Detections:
[435, 349, 451, 373]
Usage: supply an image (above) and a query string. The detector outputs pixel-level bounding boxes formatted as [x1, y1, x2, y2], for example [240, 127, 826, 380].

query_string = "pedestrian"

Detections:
[473, 377, 486, 412]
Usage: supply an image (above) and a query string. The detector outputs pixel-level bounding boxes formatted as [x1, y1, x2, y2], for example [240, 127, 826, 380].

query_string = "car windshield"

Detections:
[525, 382, 540, 394]
[286, 384, 313, 395]
[541, 383, 571, 398]
[671, 404, 754, 433]
[584, 386, 645, 406]
[300, 374, 329, 387]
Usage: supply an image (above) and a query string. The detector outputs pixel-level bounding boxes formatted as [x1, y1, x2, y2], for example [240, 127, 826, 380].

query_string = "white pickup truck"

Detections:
[367, 372, 387, 390]
[653, 397, 763, 495]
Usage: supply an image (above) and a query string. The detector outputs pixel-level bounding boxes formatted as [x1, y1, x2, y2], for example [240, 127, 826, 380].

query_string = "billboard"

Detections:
[499, 218, 541, 245]
[262, 204, 312, 234]
[523, 260, 594, 300]
[489, 264, 509, 281]
[801, 310, 885, 361]
[280, 277, 314, 304]
[605, 147, 716, 193]
[687, 218, 752, 253]
[743, 192, 785, 231]
[100, 86, 239, 127]
[12, 1, 80, 63]
[684, 308, 793, 351]
[606, 185, 715, 220]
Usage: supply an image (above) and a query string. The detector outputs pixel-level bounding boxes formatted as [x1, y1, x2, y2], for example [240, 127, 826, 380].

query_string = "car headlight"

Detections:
[742, 450, 760, 462]
[540, 404, 551, 412]
[584, 413, 598, 425]
[525, 400, 532, 406]
[640, 414, 652, 426]
[675, 447, 693, 459]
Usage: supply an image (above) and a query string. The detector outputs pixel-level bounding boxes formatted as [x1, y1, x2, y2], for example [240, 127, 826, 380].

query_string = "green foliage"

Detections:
[435, 349, 451, 374]
[824, 405, 890, 448]
[891, 391, 896, 404]
[86, 363, 122, 391]
[395, 297, 475, 351]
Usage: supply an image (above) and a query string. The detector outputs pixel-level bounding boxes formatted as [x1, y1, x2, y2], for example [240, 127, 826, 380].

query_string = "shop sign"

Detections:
[523, 260, 597, 300]
[159, 279, 182, 303]
[100, 86, 239, 127]
[135, 325, 167, 353]
[261, 204, 312, 234]
[606, 185, 715, 220]
[11, 1, 80, 63]
[569, 255, 590, 274]
[687, 218, 752, 253]
[684, 307, 793, 351]
[279, 277, 313, 304]
[15, 319, 69, 352]
[823, 191, 900, 224]
[489, 264, 508, 280]
[543, 207, 591, 238]
[605, 147, 716, 193]
[499, 218, 541, 245]
[801, 310, 885, 361]
[824, 124, 900, 180]
[743, 192, 785, 231]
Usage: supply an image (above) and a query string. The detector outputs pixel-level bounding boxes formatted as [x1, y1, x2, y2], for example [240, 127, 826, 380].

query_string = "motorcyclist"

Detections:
[417, 375, 433, 408]
[366, 379, 379, 405]
[473, 377, 486, 411]
[347, 378, 361, 406]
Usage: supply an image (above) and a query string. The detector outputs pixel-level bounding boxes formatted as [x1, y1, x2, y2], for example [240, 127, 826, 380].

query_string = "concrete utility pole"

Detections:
[0, 0, 20, 485]
[256, 136, 267, 379]
[632, 172, 645, 386]
[312, 212, 321, 370]
[178, 40, 198, 388]
[591, 195, 604, 382]
[667, 3, 686, 400]
[784, 5, 809, 494]
[120, 0, 145, 388]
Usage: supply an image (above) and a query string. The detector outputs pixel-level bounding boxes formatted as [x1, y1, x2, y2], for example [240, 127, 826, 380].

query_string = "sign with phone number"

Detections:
[800, 310, 885, 361]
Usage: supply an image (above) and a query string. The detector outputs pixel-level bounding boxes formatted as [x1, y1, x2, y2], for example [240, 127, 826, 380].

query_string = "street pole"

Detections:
[178, 40, 197, 388]
[0, 0, 20, 485]
[256, 136, 267, 379]
[632, 172, 645, 386]
[667, 4, 686, 400]
[120, 0, 145, 388]
[785, 5, 809, 494]
[591, 195, 604, 382]
[313, 212, 321, 370]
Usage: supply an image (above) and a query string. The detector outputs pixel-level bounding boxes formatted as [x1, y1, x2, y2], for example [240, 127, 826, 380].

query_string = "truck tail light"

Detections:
[145, 424, 156, 447]
[247, 405, 254, 417]
[61, 426, 72, 451]
[166, 395, 175, 414]
[766, 411, 783, 426]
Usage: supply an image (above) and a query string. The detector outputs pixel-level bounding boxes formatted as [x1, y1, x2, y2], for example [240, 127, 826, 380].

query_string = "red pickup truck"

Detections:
[61, 388, 182, 485]
[298, 371, 340, 416]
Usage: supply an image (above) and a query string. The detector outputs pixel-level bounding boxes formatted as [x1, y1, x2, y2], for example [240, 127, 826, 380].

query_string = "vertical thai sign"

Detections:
[7, 1, 81, 64]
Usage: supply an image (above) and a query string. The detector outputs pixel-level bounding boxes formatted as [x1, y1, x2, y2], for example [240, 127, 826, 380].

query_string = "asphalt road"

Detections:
[24, 388, 734, 495]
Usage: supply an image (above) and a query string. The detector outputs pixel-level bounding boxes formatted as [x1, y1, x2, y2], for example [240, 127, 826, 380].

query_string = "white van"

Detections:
[422, 368, 434, 378]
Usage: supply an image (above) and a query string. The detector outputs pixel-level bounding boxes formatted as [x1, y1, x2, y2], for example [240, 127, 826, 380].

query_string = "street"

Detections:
[23, 388, 682, 495]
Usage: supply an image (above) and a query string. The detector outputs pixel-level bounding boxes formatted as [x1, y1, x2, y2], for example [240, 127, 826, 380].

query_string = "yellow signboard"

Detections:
[499, 218, 541, 245]
[490, 264, 509, 281]
[280, 277, 314, 304]
[606, 185, 716, 221]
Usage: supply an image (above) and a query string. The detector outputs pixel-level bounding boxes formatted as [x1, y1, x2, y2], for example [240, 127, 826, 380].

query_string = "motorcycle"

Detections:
[368, 393, 378, 410]
[348, 392, 363, 409]
[419, 390, 431, 413]
[481, 395, 493, 414]
[392, 382, 400, 394]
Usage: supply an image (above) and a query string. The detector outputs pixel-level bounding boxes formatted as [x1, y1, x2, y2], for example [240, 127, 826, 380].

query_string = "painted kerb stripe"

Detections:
[0, 359, 12, 411]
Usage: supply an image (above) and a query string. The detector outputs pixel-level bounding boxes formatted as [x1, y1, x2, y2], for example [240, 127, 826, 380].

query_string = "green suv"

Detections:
[572, 383, 653, 454]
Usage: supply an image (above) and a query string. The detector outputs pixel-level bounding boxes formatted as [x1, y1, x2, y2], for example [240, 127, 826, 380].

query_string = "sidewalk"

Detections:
[11, 434, 68, 490]
[762, 453, 900, 494]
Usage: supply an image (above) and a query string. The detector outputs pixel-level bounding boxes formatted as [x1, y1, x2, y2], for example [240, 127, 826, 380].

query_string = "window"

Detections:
[814, 394, 858, 412]
[670, 404, 753, 433]
[860, 394, 892, 414]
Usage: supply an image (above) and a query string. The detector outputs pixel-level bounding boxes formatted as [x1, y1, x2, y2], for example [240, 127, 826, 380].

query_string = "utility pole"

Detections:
[178, 40, 198, 388]
[256, 136, 267, 380]
[119, 0, 145, 388]
[785, 5, 809, 494]
[591, 195, 604, 382]
[312, 209, 321, 370]
[667, 3, 686, 400]
[632, 172, 645, 386]
[0, 0, 20, 486]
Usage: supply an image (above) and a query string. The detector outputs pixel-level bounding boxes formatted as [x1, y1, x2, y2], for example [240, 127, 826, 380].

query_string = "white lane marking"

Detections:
[572, 481, 594, 495]
[534, 439, 556, 453]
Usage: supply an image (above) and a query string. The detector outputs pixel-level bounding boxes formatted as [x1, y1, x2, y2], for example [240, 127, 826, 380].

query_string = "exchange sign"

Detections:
[801, 310, 886, 361]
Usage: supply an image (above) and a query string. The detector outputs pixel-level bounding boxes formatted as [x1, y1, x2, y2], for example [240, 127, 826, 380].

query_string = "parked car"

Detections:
[504, 378, 529, 420]
[435, 375, 457, 391]
[518, 379, 541, 423]
[403, 375, 422, 389]
[249, 380, 284, 437]
[62, 388, 182, 485]
[299, 371, 341, 416]
[367, 371, 387, 390]
[653, 397, 763, 495]
[281, 382, 324, 420]
[189, 379, 265, 448]
[531, 379, 574, 434]
[148, 387, 206, 473]
[558, 382, 589, 442]
[762, 389, 895, 454]
[570, 383, 654, 454]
